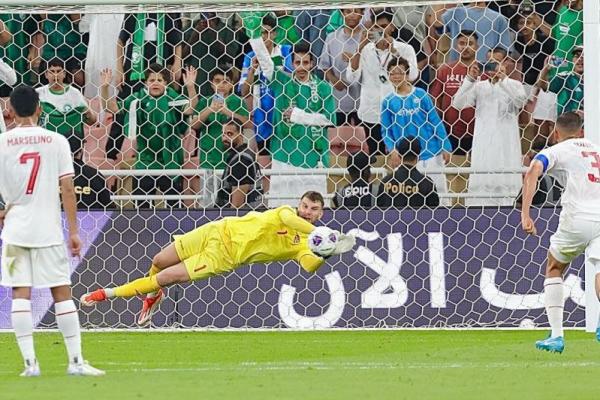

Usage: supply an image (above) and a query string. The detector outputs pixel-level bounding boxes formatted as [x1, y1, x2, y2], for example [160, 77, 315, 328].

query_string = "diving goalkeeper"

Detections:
[81, 191, 355, 326]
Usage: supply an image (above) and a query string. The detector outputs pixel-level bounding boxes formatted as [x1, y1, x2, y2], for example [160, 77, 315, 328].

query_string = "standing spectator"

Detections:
[319, 8, 365, 126]
[215, 118, 263, 209]
[391, 5, 432, 85]
[36, 59, 97, 155]
[333, 151, 375, 209]
[346, 11, 418, 155]
[381, 57, 452, 203]
[453, 61, 527, 206]
[99, 65, 198, 209]
[191, 69, 250, 206]
[0, 55, 16, 133]
[183, 13, 241, 97]
[551, 0, 582, 66]
[245, 14, 336, 206]
[293, 9, 332, 59]
[377, 138, 440, 208]
[514, 9, 556, 146]
[537, 46, 583, 117]
[0, 15, 38, 94]
[273, 11, 301, 46]
[430, 29, 478, 205]
[238, 14, 293, 193]
[106, 13, 183, 161]
[443, 2, 513, 63]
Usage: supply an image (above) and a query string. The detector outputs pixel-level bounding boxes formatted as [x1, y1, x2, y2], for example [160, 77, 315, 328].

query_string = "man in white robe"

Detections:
[452, 61, 527, 206]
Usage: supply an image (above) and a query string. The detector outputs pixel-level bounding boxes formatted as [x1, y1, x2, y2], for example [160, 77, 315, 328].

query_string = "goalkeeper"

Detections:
[81, 191, 355, 326]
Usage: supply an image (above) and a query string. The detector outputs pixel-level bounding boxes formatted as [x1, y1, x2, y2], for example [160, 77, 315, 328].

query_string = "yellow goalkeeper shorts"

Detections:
[174, 221, 236, 281]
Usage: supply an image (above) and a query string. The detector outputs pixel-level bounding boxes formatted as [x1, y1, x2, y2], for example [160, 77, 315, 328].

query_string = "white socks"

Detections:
[11, 299, 36, 367]
[544, 277, 564, 338]
[55, 300, 83, 365]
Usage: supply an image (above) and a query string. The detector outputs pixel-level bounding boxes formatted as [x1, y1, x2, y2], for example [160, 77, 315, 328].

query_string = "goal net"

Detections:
[0, 0, 590, 329]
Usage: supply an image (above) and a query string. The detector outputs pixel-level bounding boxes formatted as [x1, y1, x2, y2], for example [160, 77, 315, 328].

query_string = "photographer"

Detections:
[346, 10, 418, 155]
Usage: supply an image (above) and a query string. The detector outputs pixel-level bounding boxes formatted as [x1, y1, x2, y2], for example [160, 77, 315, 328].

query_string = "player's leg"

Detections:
[50, 285, 104, 376]
[595, 270, 600, 341]
[2, 244, 40, 376]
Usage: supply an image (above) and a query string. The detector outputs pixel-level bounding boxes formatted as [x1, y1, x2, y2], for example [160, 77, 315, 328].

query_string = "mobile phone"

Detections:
[484, 62, 499, 73]
[550, 57, 565, 67]
[213, 93, 225, 103]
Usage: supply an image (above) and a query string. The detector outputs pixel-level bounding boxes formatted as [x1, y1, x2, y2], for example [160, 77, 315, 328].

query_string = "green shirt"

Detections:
[41, 15, 87, 62]
[120, 88, 188, 170]
[0, 14, 37, 85]
[37, 84, 88, 139]
[269, 71, 335, 168]
[275, 15, 300, 45]
[194, 94, 249, 169]
[551, 6, 583, 70]
[548, 72, 583, 116]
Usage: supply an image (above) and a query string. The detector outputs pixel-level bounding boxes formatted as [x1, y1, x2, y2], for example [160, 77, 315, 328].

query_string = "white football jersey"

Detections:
[0, 126, 74, 247]
[537, 138, 600, 221]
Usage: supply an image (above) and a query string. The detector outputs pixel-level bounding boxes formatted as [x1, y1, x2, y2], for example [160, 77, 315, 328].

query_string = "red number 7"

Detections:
[19, 152, 41, 195]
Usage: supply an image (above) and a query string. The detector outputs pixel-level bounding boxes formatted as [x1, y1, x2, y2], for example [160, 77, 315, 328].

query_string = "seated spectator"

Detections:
[443, 2, 513, 64]
[345, 10, 418, 155]
[514, 139, 562, 207]
[0, 14, 38, 94]
[183, 13, 242, 97]
[537, 46, 583, 118]
[381, 56, 451, 204]
[36, 58, 97, 155]
[216, 118, 263, 208]
[430, 29, 478, 206]
[453, 60, 527, 206]
[39, 14, 88, 88]
[72, 149, 114, 209]
[319, 8, 365, 126]
[191, 68, 250, 206]
[377, 139, 439, 208]
[99, 64, 198, 208]
[333, 152, 375, 209]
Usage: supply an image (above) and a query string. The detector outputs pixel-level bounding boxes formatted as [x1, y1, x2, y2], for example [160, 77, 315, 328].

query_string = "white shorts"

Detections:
[0, 244, 71, 288]
[549, 218, 600, 264]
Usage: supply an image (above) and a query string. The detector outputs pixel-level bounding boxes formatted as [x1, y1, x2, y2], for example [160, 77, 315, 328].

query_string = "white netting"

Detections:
[0, 0, 590, 329]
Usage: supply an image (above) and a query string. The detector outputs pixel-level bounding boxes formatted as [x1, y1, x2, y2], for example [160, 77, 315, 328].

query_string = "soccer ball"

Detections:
[308, 227, 339, 257]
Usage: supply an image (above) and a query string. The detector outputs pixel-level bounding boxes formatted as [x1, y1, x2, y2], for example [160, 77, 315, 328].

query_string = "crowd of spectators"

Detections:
[0, 1, 584, 209]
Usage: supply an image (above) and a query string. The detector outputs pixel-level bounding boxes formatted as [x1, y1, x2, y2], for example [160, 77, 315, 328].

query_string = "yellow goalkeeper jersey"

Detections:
[220, 206, 325, 273]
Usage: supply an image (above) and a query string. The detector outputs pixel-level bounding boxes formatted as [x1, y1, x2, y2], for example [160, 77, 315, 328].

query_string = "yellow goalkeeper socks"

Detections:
[149, 264, 161, 276]
[112, 275, 161, 298]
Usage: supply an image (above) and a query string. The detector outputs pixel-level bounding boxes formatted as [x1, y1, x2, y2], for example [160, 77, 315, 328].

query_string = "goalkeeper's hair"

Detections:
[145, 63, 171, 82]
[10, 85, 39, 118]
[556, 112, 583, 134]
[301, 191, 325, 207]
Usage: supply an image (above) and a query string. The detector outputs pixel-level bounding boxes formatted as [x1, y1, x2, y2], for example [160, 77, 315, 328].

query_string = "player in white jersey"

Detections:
[521, 112, 600, 353]
[0, 86, 104, 377]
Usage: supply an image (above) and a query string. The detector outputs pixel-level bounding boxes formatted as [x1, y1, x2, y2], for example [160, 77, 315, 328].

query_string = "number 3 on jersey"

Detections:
[20, 152, 41, 194]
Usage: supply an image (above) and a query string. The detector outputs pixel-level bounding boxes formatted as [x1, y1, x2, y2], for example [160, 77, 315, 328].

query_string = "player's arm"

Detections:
[298, 252, 325, 273]
[521, 159, 545, 236]
[278, 207, 315, 234]
[0, 193, 6, 229]
[60, 176, 82, 257]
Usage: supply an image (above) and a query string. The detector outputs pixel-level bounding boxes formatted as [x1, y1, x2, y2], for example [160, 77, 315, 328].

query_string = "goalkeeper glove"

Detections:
[331, 233, 356, 256]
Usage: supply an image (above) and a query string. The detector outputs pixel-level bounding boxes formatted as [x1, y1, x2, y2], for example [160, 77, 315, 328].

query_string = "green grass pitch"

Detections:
[0, 330, 598, 399]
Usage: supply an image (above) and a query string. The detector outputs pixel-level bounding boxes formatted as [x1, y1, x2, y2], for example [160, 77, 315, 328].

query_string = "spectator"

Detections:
[333, 151, 375, 209]
[273, 11, 301, 45]
[537, 46, 583, 117]
[319, 8, 365, 126]
[36, 58, 97, 155]
[238, 14, 293, 191]
[106, 13, 183, 161]
[377, 138, 439, 208]
[346, 11, 418, 155]
[391, 5, 431, 85]
[39, 14, 88, 88]
[381, 57, 451, 203]
[430, 29, 478, 206]
[72, 149, 114, 209]
[191, 69, 250, 206]
[183, 13, 242, 97]
[443, 2, 513, 63]
[0, 15, 38, 94]
[0, 55, 16, 133]
[245, 14, 336, 206]
[215, 118, 263, 209]
[514, 8, 557, 145]
[551, 0, 582, 66]
[293, 9, 332, 59]
[453, 60, 527, 206]
[99, 64, 198, 208]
